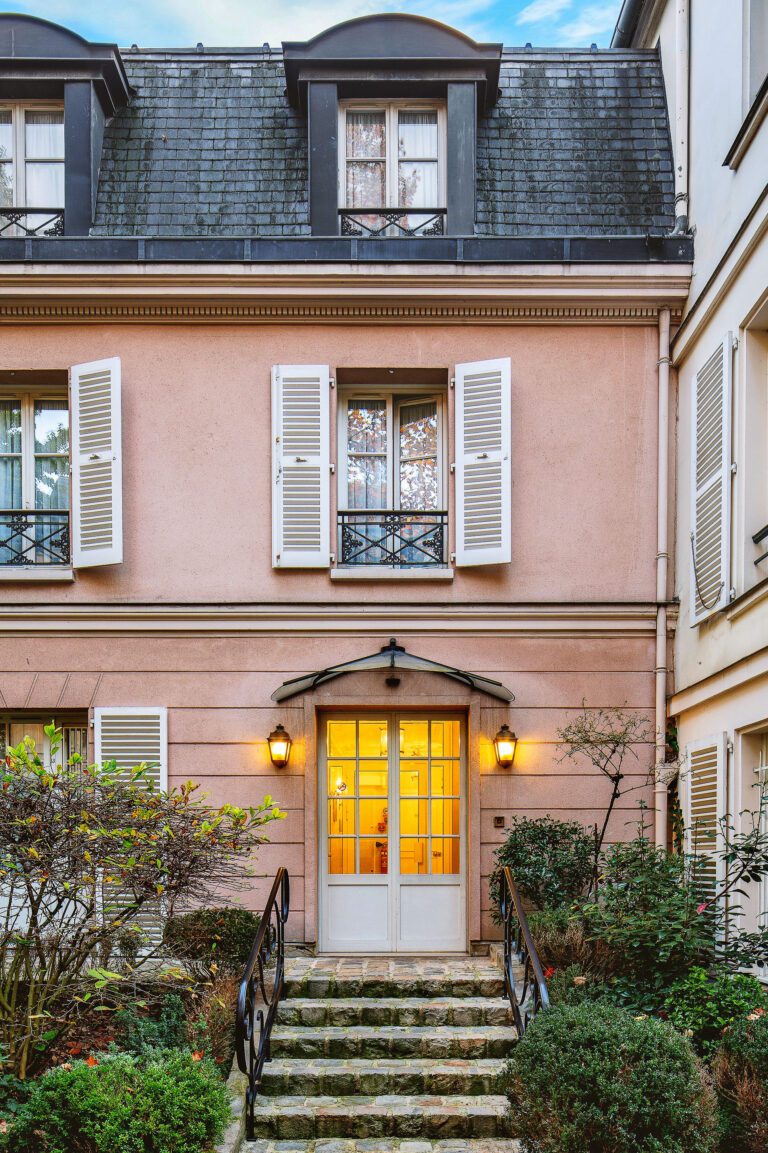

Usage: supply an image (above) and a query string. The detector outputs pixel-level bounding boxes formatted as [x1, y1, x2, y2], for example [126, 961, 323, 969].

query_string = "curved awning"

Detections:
[271, 638, 514, 703]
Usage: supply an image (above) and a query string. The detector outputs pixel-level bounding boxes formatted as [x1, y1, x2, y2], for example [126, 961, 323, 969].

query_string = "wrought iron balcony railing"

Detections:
[338, 510, 448, 568]
[339, 208, 446, 238]
[0, 208, 65, 237]
[0, 510, 71, 566]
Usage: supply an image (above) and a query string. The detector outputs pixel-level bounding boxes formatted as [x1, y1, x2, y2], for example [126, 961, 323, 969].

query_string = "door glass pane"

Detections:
[328, 761, 355, 796]
[359, 761, 388, 795]
[34, 457, 70, 510]
[328, 798, 355, 836]
[25, 162, 64, 208]
[399, 401, 438, 511]
[25, 112, 64, 159]
[0, 110, 12, 159]
[398, 111, 438, 158]
[347, 111, 386, 158]
[0, 458, 22, 508]
[400, 761, 428, 795]
[347, 162, 386, 209]
[431, 798, 460, 836]
[431, 760, 460, 796]
[360, 838, 388, 875]
[328, 721, 357, 758]
[432, 838, 460, 875]
[35, 400, 69, 453]
[0, 161, 12, 208]
[400, 838, 428, 874]
[431, 720, 460, 758]
[328, 839, 355, 875]
[400, 797, 428, 837]
[400, 720, 429, 758]
[360, 798, 388, 836]
[360, 719, 388, 756]
[347, 400, 388, 509]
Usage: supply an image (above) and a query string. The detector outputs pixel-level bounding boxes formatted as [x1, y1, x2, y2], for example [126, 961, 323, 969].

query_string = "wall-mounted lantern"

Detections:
[267, 724, 292, 768]
[493, 723, 518, 768]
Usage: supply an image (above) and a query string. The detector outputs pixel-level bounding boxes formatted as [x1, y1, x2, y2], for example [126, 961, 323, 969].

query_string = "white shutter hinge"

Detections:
[730, 462, 737, 475]
[727, 739, 734, 754]
[450, 551, 456, 562]
[729, 586, 736, 601]
[450, 462, 456, 473]
[731, 336, 739, 351]
[330, 463, 335, 474]
[330, 377, 336, 388]
[450, 377, 455, 389]
[330, 553, 336, 563]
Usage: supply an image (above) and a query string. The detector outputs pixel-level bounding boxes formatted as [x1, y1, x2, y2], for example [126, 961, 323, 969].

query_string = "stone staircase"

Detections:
[245, 955, 520, 1153]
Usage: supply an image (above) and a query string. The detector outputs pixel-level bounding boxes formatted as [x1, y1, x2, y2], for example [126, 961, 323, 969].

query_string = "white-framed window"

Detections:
[0, 715, 87, 767]
[339, 101, 445, 224]
[0, 389, 70, 566]
[0, 103, 65, 210]
[340, 391, 446, 514]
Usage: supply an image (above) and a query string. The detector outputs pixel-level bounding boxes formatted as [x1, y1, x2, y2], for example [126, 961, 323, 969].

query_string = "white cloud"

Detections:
[557, 3, 617, 45]
[516, 0, 572, 26]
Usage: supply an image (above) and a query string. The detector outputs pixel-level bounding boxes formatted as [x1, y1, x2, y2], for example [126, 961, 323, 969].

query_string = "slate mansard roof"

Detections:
[92, 47, 675, 239]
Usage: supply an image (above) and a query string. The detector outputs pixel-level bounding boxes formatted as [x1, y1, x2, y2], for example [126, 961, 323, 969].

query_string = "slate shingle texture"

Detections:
[92, 48, 674, 238]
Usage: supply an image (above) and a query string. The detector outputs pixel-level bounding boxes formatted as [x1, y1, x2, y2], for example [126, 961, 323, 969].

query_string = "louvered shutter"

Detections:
[70, 357, 123, 568]
[455, 357, 512, 566]
[94, 707, 168, 952]
[272, 365, 331, 568]
[690, 338, 732, 623]
[684, 736, 727, 906]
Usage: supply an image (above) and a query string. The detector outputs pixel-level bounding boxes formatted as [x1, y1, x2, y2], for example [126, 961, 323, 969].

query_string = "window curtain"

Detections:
[24, 111, 64, 208]
[398, 112, 438, 209]
[0, 111, 12, 208]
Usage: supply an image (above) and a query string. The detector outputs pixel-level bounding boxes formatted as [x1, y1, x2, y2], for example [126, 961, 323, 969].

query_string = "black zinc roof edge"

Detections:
[0, 235, 693, 263]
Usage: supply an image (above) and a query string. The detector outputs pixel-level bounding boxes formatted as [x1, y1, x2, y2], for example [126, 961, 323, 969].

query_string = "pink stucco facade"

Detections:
[0, 297, 682, 947]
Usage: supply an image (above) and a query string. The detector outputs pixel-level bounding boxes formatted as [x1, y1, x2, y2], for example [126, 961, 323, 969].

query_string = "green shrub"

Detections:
[163, 906, 260, 974]
[114, 993, 189, 1055]
[528, 906, 613, 974]
[712, 1008, 768, 1153]
[189, 977, 239, 1075]
[489, 816, 594, 916]
[546, 964, 608, 1007]
[505, 1002, 718, 1153]
[4, 1050, 230, 1153]
[662, 967, 768, 1059]
[579, 838, 714, 1011]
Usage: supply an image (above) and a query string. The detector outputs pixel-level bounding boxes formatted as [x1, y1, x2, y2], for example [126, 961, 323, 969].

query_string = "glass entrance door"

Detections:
[320, 714, 466, 952]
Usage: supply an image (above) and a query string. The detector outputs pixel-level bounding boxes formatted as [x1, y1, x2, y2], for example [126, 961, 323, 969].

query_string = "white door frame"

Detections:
[318, 711, 467, 953]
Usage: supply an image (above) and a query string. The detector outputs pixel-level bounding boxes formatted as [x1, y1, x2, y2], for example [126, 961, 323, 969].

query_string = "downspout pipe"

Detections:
[611, 0, 646, 47]
[671, 0, 690, 234]
[655, 308, 671, 847]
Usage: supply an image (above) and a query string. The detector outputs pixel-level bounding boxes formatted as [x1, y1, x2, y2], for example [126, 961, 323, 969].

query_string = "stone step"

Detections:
[246, 1140, 522, 1152]
[248, 1095, 515, 1141]
[260, 1057, 506, 1097]
[279, 997, 512, 1028]
[285, 975, 505, 1000]
[270, 1025, 516, 1060]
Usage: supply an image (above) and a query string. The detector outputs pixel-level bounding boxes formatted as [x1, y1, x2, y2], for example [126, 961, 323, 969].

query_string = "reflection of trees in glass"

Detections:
[348, 400, 386, 452]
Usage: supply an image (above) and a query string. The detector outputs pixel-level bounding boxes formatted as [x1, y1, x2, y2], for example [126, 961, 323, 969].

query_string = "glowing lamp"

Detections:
[267, 724, 292, 768]
[493, 723, 518, 768]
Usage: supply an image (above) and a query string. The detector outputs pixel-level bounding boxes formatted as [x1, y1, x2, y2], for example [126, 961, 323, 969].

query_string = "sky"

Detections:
[1, 0, 622, 49]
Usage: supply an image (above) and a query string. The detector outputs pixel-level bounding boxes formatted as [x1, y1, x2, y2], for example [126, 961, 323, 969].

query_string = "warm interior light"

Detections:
[267, 723, 292, 768]
[494, 723, 518, 768]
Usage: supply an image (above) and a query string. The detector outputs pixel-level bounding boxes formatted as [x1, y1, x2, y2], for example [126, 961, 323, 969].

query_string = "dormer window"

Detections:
[0, 105, 64, 236]
[340, 102, 445, 236]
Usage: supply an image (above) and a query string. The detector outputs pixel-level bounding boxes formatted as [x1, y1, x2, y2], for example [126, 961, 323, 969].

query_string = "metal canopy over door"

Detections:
[319, 714, 466, 952]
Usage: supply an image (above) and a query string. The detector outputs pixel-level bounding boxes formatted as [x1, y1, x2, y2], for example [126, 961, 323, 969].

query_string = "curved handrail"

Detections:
[235, 867, 290, 1139]
[499, 865, 550, 1035]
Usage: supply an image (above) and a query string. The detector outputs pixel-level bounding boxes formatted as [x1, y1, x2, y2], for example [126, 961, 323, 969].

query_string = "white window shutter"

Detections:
[454, 357, 512, 566]
[684, 735, 727, 906]
[690, 338, 732, 623]
[272, 364, 331, 568]
[70, 357, 123, 568]
[94, 707, 168, 952]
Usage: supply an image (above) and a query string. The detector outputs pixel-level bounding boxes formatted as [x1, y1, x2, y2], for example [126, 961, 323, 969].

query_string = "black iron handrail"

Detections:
[339, 207, 445, 237]
[338, 509, 448, 567]
[0, 509, 70, 566]
[499, 866, 550, 1035]
[235, 867, 290, 1139]
[0, 208, 64, 236]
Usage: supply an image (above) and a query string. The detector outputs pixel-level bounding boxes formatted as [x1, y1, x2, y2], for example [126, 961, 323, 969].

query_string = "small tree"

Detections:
[557, 703, 653, 865]
[0, 726, 284, 1079]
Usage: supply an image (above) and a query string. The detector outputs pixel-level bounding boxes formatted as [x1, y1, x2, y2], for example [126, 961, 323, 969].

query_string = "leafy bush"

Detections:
[163, 907, 260, 975]
[489, 816, 594, 916]
[662, 967, 767, 1059]
[579, 838, 714, 1011]
[528, 907, 613, 974]
[505, 1002, 718, 1153]
[712, 1008, 768, 1153]
[190, 978, 239, 1073]
[545, 965, 608, 1007]
[114, 994, 189, 1056]
[3, 1050, 231, 1153]
[0, 726, 283, 1079]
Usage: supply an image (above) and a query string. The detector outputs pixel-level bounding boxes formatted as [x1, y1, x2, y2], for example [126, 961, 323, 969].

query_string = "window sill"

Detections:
[0, 567, 74, 582]
[330, 566, 454, 581]
[724, 75, 768, 169]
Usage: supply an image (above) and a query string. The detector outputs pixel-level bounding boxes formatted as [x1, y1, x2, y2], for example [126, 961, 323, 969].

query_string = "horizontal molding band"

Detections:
[0, 301, 682, 325]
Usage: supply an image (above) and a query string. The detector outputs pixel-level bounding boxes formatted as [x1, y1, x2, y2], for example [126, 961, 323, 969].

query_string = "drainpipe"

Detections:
[655, 308, 671, 847]
[610, 0, 646, 47]
[671, 0, 690, 234]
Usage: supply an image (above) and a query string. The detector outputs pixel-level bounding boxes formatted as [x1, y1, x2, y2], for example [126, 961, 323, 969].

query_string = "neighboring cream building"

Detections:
[614, 1, 768, 952]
